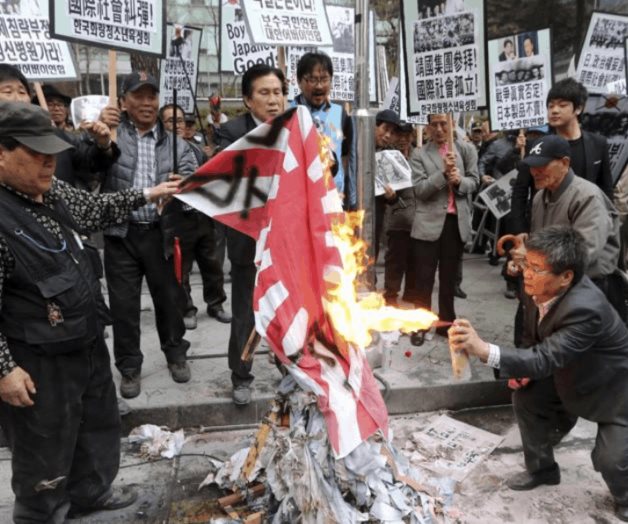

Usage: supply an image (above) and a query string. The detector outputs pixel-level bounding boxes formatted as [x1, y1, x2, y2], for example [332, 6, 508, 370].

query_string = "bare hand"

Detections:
[448, 319, 489, 362]
[446, 166, 462, 187]
[383, 184, 396, 200]
[481, 175, 495, 186]
[516, 133, 526, 151]
[100, 106, 121, 128]
[508, 378, 531, 390]
[0, 367, 36, 407]
[168, 173, 183, 182]
[80, 120, 112, 148]
[146, 180, 180, 204]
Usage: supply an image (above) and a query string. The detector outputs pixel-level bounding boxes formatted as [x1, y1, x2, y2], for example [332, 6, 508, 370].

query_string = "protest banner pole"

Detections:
[447, 113, 454, 151]
[417, 125, 423, 148]
[519, 128, 525, 159]
[173, 88, 179, 174]
[355, 0, 376, 289]
[33, 83, 47, 111]
[108, 50, 117, 141]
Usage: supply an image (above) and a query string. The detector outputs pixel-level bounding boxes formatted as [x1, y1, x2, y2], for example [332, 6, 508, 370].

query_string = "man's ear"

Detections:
[560, 269, 574, 289]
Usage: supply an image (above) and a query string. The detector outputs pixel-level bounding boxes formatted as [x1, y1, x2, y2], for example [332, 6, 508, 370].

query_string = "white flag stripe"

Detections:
[256, 280, 289, 336]
[297, 108, 314, 143]
[282, 307, 308, 356]
[267, 174, 281, 200]
[307, 154, 324, 182]
[286, 363, 326, 397]
[283, 146, 298, 173]
[254, 222, 272, 266]
[324, 231, 337, 248]
[258, 248, 273, 273]
[225, 124, 290, 154]
[347, 346, 366, 394]
[175, 175, 274, 217]
[321, 189, 343, 215]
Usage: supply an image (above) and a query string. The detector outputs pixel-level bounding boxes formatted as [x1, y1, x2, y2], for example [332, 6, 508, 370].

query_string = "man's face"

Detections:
[298, 63, 331, 108]
[524, 38, 534, 56]
[375, 122, 397, 149]
[161, 106, 184, 136]
[522, 250, 572, 303]
[504, 41, 513, 55]
[183, 122, 196, 140]
[244, 73, 283, 122]
[547, 98, 579, 129]
[0, 79, 30, 103]
[46, 97, 68, 127]
[470, 128, 483, 144]
[529, 157, 569, 192]
[123, 85, 159, 130]
[429, 114, 449, 145]
[0, 145, 56, 201]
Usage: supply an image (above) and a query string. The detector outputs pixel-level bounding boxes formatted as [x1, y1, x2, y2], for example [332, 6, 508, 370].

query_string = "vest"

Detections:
[0, 188, 100, 354]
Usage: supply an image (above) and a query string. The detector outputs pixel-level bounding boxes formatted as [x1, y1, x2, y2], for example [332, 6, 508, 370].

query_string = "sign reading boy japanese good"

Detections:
[159, 23, 202, 114]
[285, 8, 376, 102]
[220, 0, 277, 74]
[240, 0, 332, 47]
[576, 12, 628, 95]
[0, 1, 78, 81]
[50, 0, 167, 57]
[401, 0, 487, 116]
[488, 28, 552, 131]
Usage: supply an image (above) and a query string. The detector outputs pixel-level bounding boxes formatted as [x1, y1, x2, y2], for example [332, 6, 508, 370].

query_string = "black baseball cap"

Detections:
[375, 109, 401, 128]
[32, 84, 71, 106]
[522, 135, 571, 167]
[122, 71, 159, 94]
[0, 101, 73, 154]
[184, 113, 196, 123]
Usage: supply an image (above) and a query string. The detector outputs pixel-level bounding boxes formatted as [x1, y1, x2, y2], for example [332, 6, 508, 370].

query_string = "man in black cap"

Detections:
[98, 71, 197, 398]
[0, 101, 179, 522]
[36, 84, 72, 131]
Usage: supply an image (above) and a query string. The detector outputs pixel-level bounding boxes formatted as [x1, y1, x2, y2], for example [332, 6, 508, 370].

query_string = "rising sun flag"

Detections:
[176, 106, 437, 457]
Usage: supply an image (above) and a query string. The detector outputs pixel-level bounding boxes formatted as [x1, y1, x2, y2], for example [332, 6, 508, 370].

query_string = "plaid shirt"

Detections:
[130, 123, 159, 223]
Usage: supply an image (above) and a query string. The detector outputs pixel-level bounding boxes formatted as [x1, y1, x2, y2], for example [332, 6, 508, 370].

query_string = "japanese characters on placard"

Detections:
[159, 23, 202, 113]
[0, 1, 78, 81]
[220, 0, 277, 74]
[488, 29, 552, 131]
[50, 0, 166, 57]
[402, 0, 487, 116]
[240, 0, 332, 47]
[577, 12, 628, 95]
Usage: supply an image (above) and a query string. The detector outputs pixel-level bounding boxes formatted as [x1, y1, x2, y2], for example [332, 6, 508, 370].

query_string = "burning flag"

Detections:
[177, 106, 436, 458]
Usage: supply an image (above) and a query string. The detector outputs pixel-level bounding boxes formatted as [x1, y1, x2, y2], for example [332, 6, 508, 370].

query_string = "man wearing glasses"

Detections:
[292, 52, 354, 206]
[449, 225, 628, 522]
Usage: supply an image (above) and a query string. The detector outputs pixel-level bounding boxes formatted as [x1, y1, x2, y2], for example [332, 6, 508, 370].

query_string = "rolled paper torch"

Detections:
[174, 236, 182, 285]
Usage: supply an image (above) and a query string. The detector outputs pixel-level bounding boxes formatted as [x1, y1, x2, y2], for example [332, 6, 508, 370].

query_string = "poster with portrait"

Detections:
[576, 12, 628, 95]
[478, 169, 517, 219]
[71, 95, 109, 128]
[487, 28, 552, 131]
[220, 0, 277, 74]
[285, 8, 376, 103]
[50, 0, 166, 57]
[581, 94, 628, 184]
[159, 23, 202, 114]
[375, 149, 413, 196]
[0, 1, 78, 81]
[401, 0, 487, 116]
[240, 0, 332, 47]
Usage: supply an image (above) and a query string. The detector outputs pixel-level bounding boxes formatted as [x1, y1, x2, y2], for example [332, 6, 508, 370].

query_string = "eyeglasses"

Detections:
[47, 101, 67, 109]
[520, 261, 552, 275]
[303, 75, 331, 86]
[164, 118, 184, 125]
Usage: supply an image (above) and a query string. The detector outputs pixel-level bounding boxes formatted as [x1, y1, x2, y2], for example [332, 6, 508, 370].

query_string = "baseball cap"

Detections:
[522, 135, 571, 167]
[376, 109, 401, 127]
[527, 124, 550, 135]
[0, 101, 73, 154]
[121, 71, 159, 94]
[32, 84, 71, 106]
[470, 121, 483, 132]
[184, 113, 196, 123]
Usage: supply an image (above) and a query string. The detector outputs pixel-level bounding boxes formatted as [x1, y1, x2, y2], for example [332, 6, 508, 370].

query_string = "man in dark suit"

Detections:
[450, 226, 628, 522]
[213, 64, 286, 405]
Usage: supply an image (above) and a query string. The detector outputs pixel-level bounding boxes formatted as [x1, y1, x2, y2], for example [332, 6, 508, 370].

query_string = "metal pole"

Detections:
[354, 0, 376, 289]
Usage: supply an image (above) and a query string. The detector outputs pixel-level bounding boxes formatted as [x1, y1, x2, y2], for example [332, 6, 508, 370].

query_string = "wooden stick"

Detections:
[239, 402, 281, 483]
[108, 50, 118, 141]
[417, 125, 423, 148]
[218, 483, 265, 508]
[446, 113, 454, 151]
[241, 328, 261, 363]
[519, 128, 525, 159]
[33, 82, 47, 111]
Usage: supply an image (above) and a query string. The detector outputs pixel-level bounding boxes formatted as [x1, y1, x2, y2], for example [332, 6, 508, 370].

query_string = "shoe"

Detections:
[504, 288, 517, 299]
[68, 486, 138, 518]
[120, 371, 141, 399]
[117, 398, 131, 417]
[208, 306, 232, 324]
[233, 384, 251, 405]
[488, 254, 500, 266]
[168, 361, 191, 383]
[506, 464, 560, 491]
[454, 286, 467, 299]
[184, 311, 197, 330]
[616, 504, 628, 522]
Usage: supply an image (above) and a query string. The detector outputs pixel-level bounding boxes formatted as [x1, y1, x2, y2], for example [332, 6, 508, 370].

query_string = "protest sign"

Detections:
[159, 23, 202, 114]
[240, 0, 332, 47]
[285, 7, 376, 102]
[576, 12, 628, 95]
[220, 0, 277, 74]
[582, 94, 628, 184]
[50, 0, 166, 57]
[375, 150, 413, 197]
[401, 0, 487, 116]
[0, 1, 78, 81]
[71, 95, 109, 128]
[488, 29, 552, 131]
[478, 169, 517, 219]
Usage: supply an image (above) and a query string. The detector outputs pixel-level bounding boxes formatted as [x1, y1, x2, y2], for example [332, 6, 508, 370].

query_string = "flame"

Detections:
[314, 129, 438, 352]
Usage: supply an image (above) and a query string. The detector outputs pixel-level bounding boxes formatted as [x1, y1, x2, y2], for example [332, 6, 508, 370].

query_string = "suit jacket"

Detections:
[499, 276, 628, 423]
[213, 113, 258, 266]
[409, 140, 479, 242]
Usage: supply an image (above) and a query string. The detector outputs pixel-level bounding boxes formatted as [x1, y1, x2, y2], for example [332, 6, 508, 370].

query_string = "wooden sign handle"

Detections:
[108, 50, 118, 141]
[33, 82, 47, 111]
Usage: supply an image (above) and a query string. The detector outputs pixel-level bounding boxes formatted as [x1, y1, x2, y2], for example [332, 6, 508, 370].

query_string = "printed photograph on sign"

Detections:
[576, 12, 628, 95]
[1, 1, 78, 81]
[71, 95, 110, 129]
[488, 28, 552, 132]
[375, 150, 413, 196]
[330, 7, 353, 53]
[401, 0, 487, 116]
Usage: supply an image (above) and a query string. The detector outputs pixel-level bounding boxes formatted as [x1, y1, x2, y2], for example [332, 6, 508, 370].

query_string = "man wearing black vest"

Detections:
[0, 102, 179, 522]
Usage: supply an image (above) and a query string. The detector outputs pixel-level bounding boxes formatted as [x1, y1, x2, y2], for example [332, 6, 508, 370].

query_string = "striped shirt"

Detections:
[131, 124, 159, 223]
